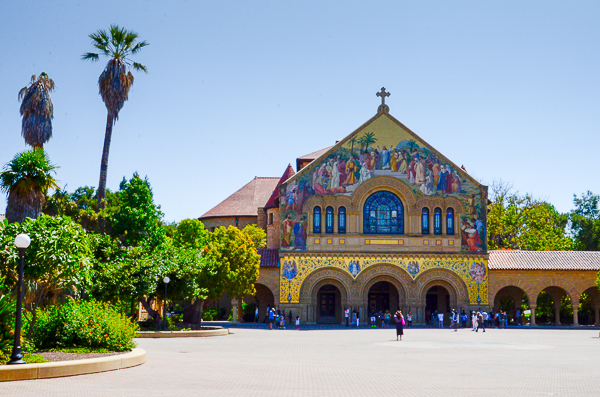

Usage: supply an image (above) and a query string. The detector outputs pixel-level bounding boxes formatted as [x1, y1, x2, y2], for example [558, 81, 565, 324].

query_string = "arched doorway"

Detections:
[493, 286, 529, 326]
[317, 284, 342, 324]
[242, 283, 275, 322]
[536, 287, 571, 325]
[367, 281, 400, 315]
[425, 285, 450, 325]
[579, 287, 600, 326]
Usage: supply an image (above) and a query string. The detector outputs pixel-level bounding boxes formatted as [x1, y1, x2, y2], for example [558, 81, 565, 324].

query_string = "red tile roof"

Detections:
[296, 146, 334, 161]
[264, 164, 296, 209]
[488, 250, 600, 271]
[258, 248, 279, 267]
[199, 177, 279, 219]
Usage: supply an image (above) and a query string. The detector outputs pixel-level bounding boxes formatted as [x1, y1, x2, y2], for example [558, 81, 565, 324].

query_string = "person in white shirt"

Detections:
[438, 312, 444, 328]
[472, 311, 478, 331]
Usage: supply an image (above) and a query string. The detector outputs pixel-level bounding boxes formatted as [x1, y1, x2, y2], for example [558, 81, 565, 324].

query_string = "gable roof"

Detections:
[488, 250, 600, 271]
[296, 146, 334, 170]
[285, 111, 483, 189]
[199, 177, 279, 219]
[265, 164, 296, 209]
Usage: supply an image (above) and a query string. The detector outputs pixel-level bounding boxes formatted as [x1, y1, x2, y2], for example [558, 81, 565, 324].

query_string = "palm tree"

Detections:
[360, 132, 377, 152]
[82, 25, 149, 215]
[0, 149, 58, 223]
[18, 73, 55, 148]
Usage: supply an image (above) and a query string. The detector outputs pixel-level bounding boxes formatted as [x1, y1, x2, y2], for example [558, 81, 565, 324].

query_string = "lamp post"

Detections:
[163, 277, 170, 330]
[8, 233, 30, 365]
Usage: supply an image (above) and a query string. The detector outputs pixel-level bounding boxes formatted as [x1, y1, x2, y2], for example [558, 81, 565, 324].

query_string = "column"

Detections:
[593, 306, 600, 327]
[417, 305, 425, 325]
[231, 299, 238, 324]
[572, 304, 580, 328]
[554, 302, 561, 325]
[529, 305, 537, 328]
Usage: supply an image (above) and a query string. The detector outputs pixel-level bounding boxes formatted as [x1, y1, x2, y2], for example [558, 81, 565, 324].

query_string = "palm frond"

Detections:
[82, 52, 100, 61]
[132, 62, 148, 73]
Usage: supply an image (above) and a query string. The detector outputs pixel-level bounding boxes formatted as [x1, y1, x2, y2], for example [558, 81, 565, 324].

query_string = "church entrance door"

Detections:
[367, 281, 399, 315]
[425, 286, 450, 325]
[317, 284, 341, 324]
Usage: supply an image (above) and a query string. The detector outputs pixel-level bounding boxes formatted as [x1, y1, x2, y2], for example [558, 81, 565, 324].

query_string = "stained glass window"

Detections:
[363, 191, 404, 234]
[338, 207, 346, 234]
[434, 207, 442, 235]
[446, 207, 454, 235]
[326, 206, 334, 234]
[313, 206, 321, 234]
[422, 207, 430, 235]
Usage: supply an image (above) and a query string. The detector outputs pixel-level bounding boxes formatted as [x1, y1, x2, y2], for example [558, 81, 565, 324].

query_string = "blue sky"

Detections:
[1, 1, 599, 222]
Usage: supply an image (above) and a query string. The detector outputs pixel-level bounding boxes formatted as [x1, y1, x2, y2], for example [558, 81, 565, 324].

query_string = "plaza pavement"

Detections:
[2, 326, 600, 396]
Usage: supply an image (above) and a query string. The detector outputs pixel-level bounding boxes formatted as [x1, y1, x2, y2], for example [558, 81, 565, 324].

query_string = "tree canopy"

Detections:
[487, 182, 573, 251]
[570, 191, 600, 251]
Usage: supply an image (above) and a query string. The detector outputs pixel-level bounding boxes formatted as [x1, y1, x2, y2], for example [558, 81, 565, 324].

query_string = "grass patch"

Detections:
[24, 353, 49, 364]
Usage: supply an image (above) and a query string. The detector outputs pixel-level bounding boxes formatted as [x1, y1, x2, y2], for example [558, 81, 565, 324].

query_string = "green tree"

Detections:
[111, 173, 165, 248]
[44, 186, 122, 233]
[570, 191, 600, 251]
[18, 73, 55, 148]
[172, 219, 210, 249]
[0, 215, 92, 333]
[487, 182, 573, 250]
[241, 224, 266, 249]
[82, 25, 149, 214]
[1, 149, 58, 223]
[208, 226, 260, 301]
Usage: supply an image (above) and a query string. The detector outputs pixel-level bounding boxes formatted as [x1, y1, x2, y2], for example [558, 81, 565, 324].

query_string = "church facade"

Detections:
[200, 89, 600, 327]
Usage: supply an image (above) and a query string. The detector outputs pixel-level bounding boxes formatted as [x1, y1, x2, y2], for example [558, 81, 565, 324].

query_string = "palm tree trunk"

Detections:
[97, 112, 114, 232]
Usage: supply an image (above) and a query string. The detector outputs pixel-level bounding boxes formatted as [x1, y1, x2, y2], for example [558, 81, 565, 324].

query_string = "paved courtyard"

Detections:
[2, 327, 600, 396]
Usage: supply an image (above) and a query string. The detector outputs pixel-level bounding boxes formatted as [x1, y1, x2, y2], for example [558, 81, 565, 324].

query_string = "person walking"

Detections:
[345, 307, 350, 327]
[395, 310, 404, 341]
[295, 316, 300, 330]
[407, 311, 413, 328]
[438, 312, 444, 329]
[471, 311, 478, 331]
[254, 306, 259, 323]
[476, 311, 485, 332]
[450, 309, 458, 332]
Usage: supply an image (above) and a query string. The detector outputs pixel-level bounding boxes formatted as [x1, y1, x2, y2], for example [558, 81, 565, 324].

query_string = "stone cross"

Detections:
[376, 87, 390, 105]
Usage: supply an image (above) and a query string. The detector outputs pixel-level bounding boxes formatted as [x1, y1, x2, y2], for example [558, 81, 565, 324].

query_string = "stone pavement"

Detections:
[2, 327, 599, 396]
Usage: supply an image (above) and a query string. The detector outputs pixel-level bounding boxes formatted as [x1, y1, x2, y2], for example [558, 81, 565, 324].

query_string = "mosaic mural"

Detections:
[280, 254, 489, 306]
[280, 115, 487, 252]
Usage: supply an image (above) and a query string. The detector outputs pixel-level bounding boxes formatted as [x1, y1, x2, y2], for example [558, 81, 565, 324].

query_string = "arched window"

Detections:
[313, 206, 321, 234]
[434, 207, 442, 235]
[446, 208, 454, 235]
[338, 207, 346, 234]
[363, 191, 404, 234]
[326, 206, 334, 234]
[421, 207, 430, 235]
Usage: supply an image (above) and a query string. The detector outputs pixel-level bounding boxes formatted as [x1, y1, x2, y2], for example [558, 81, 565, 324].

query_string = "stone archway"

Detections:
[414, 269, 470, 325]
[423, 285, 452, 326]
[243, 283, 275, 323]
[299, 268, 353, 324]
[355, 264, 413, 323]
[579, 287, 600, 326]
[492, 286, 529, 326]
[536, 286, 572, 326]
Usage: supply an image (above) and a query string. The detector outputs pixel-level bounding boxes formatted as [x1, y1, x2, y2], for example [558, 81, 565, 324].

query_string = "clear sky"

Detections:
[1, 1, 599, 222]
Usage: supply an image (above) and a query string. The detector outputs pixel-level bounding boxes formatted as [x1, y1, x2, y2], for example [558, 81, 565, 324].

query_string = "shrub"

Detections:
[33, 300, 138, 352]
[0, 295, 16, 362]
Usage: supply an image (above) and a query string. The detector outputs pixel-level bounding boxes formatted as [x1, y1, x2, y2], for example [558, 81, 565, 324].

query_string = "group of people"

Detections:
[261, 306, 301, 330]
[425, 308, 521, 329]
[365, 309, 413, 329]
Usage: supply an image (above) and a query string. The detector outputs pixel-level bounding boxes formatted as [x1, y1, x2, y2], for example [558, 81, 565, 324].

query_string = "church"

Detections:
[199, 88, 600, 327]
